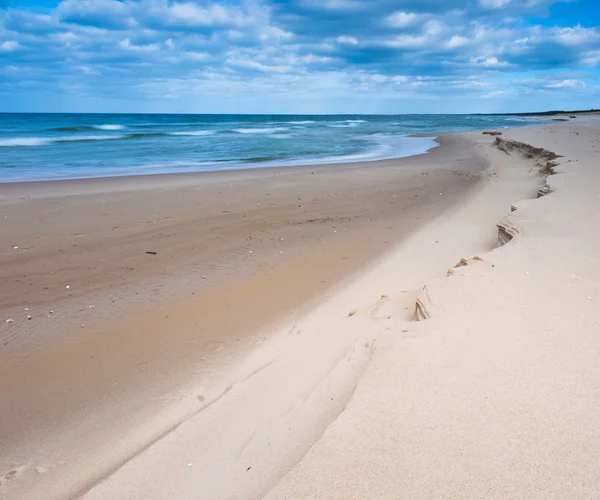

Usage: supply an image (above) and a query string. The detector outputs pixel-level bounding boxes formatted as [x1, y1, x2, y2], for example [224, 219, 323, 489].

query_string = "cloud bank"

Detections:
[0, 0, 598, 112]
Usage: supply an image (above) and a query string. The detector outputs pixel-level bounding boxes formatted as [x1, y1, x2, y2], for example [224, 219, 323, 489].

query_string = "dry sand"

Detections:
[4, 117, 599, 499]
[263, 118, 600, 499]
[0, 137, 481, 499]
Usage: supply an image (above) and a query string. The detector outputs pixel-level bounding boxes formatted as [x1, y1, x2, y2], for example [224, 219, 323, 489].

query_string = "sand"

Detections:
[0, 136, 481, 498]
[262, 118, 600, 499]
[3, 117, 600, 499]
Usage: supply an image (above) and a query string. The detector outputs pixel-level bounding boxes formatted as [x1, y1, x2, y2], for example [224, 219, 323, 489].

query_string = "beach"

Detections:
[1, 135, 481, 498]
[2, 117, 600, 499]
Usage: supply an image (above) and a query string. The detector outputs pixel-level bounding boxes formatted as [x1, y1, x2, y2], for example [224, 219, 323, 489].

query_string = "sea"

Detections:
[0, 113, 542, 182]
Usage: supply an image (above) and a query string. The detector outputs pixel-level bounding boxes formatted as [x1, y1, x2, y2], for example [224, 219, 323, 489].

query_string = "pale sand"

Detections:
[5, 118, 599, 499]
[262, 119, 600, 499]
[80, 118, 600, 499]
[0, 138, 481, 498]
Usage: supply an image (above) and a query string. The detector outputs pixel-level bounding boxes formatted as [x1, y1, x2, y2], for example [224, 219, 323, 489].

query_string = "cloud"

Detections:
[545, 78, 585, 88]
[226, 53, 292, 73]
[385, 11, 420, 28]
[480, 0, 511, 8]
[445, 35, 469, 48]
[471, 56, 511, 67]
[0, 0, 597, 112]
[336, 35, 358, 45]
[118, 38, 160, 52]
[57, 0, 135, 29]
[0, 40, 19, 51]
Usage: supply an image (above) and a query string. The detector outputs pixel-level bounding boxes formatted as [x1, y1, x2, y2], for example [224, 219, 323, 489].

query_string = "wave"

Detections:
[0, 137, 52, 147]
[288, 121, 316, 125]
[124, 132, 169, 139]
[0, 135, 122, 146]
[233, 127, 289, 134]
[327, 120, 366, 128]
[50, 124, 125, 132]
[125, 131, 216, 139]
[2, 130, 217, 147]
[170, 130, 215, 136]
[54, 135, 121, 143]
[275, 134, 437, 167]
[95, 124, 124, 131]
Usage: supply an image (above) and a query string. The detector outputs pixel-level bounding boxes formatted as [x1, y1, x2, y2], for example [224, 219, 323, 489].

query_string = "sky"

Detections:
[0, 0, 599, 114]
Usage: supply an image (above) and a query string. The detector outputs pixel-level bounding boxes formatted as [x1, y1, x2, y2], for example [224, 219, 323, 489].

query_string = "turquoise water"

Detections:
[0, 114, 541, 182]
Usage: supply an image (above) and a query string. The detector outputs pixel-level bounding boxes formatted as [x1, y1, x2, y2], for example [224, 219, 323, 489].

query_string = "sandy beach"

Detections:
[1, 136, 481, 498]
[2, 117, 600, 499]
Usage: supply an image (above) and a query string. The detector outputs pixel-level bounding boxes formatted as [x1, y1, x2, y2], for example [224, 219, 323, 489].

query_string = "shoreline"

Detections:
[0, 135, 441, 188]
[0, 132, 484, 499]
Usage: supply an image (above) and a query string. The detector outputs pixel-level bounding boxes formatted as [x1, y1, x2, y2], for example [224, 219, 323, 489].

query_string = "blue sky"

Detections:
[1, 0, 599, 113]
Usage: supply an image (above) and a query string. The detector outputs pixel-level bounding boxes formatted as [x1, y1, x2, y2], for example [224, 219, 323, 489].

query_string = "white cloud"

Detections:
[546, 79, 585, 88]
[300, 54, 334, 64]
[57, 0, 135, 28]
[258, 26, 293, 42]
[301, 0, 365, 11]
[336, 36, 358, 45]
[227, 57, 291, 73]
[76, 65, 101, 75]
[554, 25, 598, 46]
[386, 12, 419, 28]
[181, 51, 211, 61]
[118, 38, 160, 52]
[0, 41, 19, 52]
[54, 32, 78, 44]
[446, 35, 469, 48]
[471, 56, 510, 67]
[424, 20, 444, 36]
[384, 34, 428, 48]
[480, 0, 511, 8]
[1, 0, 598, 113]
[163, 2, 250, 28]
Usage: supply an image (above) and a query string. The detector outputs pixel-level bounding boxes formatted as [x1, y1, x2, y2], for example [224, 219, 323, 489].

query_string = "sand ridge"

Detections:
[263, 119, 600, 499]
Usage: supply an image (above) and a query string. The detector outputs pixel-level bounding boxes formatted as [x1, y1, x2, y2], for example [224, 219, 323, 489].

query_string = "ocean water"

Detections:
[0, 113, 541, 182]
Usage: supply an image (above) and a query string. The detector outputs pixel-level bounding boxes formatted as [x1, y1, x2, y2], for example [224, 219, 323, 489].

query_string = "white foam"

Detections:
[0, 137, 52, 147]
[270, 134, 437, 167]
[94, 124, 125, 130]
[56, 135, 121, 142]
[234, 127, 289, 134]
[289, 121, 316, 125]
[0, 135, 125, 147]
[170, 130, 216, 136]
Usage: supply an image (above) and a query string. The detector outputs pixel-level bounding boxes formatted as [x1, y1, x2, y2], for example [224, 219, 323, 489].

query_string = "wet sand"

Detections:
[0, 135, 484, 498]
